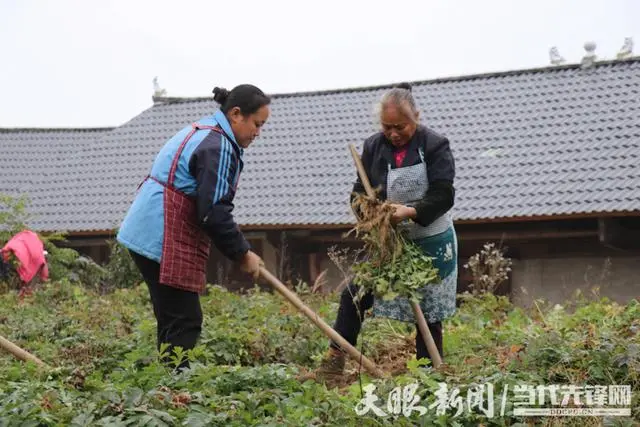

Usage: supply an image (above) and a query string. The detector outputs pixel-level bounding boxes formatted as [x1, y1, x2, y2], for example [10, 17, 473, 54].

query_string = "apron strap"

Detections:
[166, 123, 223, 188]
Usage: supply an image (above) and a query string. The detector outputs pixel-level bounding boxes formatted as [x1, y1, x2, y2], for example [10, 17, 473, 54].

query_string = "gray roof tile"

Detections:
[0, 128, 113, 231]
[2, 59, 640, 232]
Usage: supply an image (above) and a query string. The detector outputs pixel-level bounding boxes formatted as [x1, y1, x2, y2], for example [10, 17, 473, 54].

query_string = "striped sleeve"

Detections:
[213, 137, 233, 204]
[189, 130, 250, 261]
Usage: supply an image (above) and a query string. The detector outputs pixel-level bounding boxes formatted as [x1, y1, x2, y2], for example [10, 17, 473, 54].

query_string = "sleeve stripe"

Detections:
[220, 138, 232, 197]
[213, 136, 231, 204]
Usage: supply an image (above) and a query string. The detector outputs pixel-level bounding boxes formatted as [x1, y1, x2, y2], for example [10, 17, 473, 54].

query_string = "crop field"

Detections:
[0, 278, 637, 426]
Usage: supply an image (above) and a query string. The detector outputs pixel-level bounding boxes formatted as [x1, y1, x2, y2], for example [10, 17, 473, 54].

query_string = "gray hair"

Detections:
[376, 83, 419, 124]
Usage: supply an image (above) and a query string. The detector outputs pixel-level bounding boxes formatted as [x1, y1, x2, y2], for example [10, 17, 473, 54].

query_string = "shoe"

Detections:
[297, 347, 346, 383]
[316, 347, 346, 379]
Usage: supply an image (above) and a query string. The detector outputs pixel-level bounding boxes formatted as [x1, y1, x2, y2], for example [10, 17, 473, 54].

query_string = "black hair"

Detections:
[393, 82, 412, 92]
[212, 84, 271, 116]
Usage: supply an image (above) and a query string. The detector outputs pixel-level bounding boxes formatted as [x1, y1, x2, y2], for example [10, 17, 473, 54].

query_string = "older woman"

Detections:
[117, 84, 270, 368]
[318, 83, 458, 379]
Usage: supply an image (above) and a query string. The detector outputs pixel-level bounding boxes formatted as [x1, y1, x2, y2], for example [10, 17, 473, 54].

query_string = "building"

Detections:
[2, 57, 639, 307]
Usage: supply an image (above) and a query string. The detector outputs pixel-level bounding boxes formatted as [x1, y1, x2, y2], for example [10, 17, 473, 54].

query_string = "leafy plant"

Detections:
[352, 238, 440, 303]
[103, 238, 143, 290]
[39, 232, 105, 288]
[0, 281, 637, 425]
[347, 192, 440, 303]
[0, 193, 30, 243]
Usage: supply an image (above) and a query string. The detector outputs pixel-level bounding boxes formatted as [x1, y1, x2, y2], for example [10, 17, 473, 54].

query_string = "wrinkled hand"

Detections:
[389, 203, 417, 225]
[239, 250, 265, 281]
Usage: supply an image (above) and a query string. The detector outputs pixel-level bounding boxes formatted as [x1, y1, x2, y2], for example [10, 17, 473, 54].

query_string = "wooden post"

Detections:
[348, 143, 443, 369]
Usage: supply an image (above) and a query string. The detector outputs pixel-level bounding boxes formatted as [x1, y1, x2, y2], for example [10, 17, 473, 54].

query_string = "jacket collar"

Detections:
[213, 110, 244, 157]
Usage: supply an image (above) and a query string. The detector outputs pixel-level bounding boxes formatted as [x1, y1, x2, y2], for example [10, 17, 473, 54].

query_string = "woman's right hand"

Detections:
[388, 203, 417, 225]
[239, 250, 264, 281]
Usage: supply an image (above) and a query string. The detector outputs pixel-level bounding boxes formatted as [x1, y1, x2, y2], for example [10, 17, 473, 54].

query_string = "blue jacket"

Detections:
[117, 110, 250, 263]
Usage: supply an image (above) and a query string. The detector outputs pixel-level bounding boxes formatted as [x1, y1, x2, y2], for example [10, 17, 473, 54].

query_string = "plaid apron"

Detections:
[372, 147, 458, 323]
[142, 123, 223, 294]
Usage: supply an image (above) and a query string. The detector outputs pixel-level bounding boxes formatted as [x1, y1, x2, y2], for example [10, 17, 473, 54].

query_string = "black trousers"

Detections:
[0, 257, 10, 281]
[332, 283, 443, 362]
[130, 251, 202, 369]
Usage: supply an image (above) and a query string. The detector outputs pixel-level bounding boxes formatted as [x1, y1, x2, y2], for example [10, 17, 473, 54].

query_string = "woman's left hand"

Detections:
[389, 204, 417, 225]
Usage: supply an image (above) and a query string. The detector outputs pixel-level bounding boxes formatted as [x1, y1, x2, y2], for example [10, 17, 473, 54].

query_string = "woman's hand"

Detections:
[389, 203, 417, 225]
[239, 250, 265, 281]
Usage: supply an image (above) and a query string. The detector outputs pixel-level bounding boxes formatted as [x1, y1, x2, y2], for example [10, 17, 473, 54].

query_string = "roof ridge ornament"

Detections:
[152, 76, 168, 103]
[581, 41, 597, 69]
[549, 47, 566, 65]
[616, 37, 634, 59]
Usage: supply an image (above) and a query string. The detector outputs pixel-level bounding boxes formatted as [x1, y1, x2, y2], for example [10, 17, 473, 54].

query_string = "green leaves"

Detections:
[0, 278, 638, 425]
[352, 237, 440, 304]
[0, 193, 30, 243]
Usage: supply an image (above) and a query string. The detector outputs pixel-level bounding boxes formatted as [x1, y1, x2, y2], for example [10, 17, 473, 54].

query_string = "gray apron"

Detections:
[372, 147, 458, 324]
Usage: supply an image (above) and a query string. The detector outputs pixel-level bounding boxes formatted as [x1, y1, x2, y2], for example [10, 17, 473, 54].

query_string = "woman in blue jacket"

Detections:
[117, 84, 270, 368]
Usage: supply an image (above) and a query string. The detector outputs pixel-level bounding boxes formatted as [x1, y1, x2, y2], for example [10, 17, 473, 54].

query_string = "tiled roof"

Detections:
[1, 59, 639, 232]
[0, 128, 113, 231]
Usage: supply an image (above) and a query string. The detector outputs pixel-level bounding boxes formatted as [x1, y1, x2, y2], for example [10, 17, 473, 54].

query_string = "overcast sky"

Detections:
[1, 0, 637, 128]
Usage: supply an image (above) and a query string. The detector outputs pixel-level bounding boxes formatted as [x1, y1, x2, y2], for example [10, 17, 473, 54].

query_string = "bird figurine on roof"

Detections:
[549, 47, 566, 65]
[616, 37, 634, 59]
[153, 76, 167, 98]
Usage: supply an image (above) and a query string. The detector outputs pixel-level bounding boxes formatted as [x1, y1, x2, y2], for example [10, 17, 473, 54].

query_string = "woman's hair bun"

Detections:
[212, 87, 230, 105]
[394, 82, 412, 92]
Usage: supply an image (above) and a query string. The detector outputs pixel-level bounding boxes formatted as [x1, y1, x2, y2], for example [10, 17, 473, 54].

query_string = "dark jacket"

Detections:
[189, 129, 250, 261]
[352, 125, 456, 227]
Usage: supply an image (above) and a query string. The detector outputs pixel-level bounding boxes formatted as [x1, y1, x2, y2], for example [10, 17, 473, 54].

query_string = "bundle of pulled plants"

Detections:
[347, 192, 440, 304]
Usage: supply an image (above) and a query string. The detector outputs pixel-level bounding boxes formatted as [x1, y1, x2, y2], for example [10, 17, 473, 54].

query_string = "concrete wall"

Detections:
[511, 256, 640, 308]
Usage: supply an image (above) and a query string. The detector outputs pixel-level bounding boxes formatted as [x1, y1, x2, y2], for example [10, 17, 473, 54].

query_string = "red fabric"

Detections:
[1, 230, 49, 283]
[156, 124, 222, 294]
[394, 145, 409, 168]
